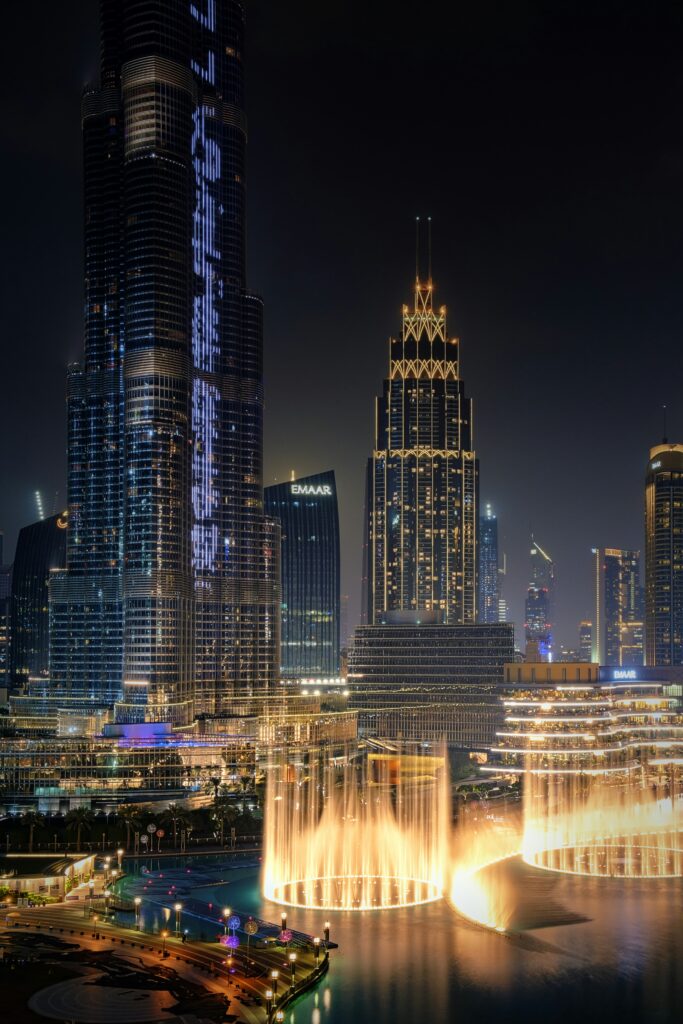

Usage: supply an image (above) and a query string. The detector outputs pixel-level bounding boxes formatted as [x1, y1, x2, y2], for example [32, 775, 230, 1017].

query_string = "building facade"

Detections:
[592, 547, 643, 666]
[478, 504, 500, 624]
[0, 534, 11, 695]
[366, 273, 478, 625]
[524, 537, 554, 660]
[578, 620, 593, 662]
[264, 471, 340, 679]
[9, 514, 67, 689]
[645, 443, 683, 666]
[50, 0, 279, 716]
[348, 621, 514, 749]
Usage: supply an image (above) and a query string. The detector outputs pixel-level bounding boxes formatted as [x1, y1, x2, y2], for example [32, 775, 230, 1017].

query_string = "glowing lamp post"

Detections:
[117, 847, 124, 869]
[270, 969, 279, 996]
[87, 879, 94, 918]
[222, 907, 231, 935]
[280, 910, 287, 932]
[313, 936, 321, 963]
[174, 902, 182, 936]
[289, 951, 297, 986]
[324, 921, 330, 946]
[161, 929, 168, 957]
[104, 889, 111, 913]
[276, 1011, 285, 1023]
[134, 896, 141, 930]
[265, 988, 273, 1017]
[104, 856, 111, 883]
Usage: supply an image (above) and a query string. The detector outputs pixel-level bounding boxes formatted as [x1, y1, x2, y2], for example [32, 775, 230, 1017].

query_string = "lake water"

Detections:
[122, 856, 683, 1024]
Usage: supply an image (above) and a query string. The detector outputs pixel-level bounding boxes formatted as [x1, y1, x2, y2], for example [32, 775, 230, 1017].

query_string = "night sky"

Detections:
[2, 1, 683, 648]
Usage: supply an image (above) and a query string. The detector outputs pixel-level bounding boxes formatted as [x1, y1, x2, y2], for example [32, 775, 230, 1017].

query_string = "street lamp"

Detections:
[87, 879, 95, 918]
[324, 920, 330, 946]
[289, 951, 297, 986]
[222, 907, 231, 935]
[104, 856, 111, 883]
[104, 889, 111, 913]
[270, 969, 279, 996]
[313, 937, 321, 963]
[174, 902, 182, 935]
[265, 988, 273, 1018]
[161, 930, 168, 957]
[134, 896, 141, 930]
[117, 847, 124, 869]
[280, 910, 287, 932]
[275, 1012, 284, 1023]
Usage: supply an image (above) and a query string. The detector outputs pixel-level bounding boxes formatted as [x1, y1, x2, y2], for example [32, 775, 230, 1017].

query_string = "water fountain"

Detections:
[263, 742, 449, 910]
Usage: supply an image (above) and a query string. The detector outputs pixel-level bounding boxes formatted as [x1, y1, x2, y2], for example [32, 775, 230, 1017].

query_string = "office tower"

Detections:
[645, 443, 683, 666]
[264, 472, 340, 679]
[592, 548, 643, 666]
[10, 514, 67, 688]
[478, 504, 500, 624]
[366, 268, 478, 624]
[50, 1, 278, 716]
[498, 597, 508, 622]
[578, 620, 593, 662]
[524, 537, 554, 660]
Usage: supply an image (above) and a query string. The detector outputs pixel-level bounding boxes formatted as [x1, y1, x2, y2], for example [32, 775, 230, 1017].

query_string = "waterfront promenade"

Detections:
[3, 901, 328, 1023]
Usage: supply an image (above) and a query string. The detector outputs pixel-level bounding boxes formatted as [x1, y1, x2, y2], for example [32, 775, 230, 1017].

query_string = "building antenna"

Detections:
[662, 403, 668, 444]
[427, 216, 432, 284]
[415, 216, 420, 283]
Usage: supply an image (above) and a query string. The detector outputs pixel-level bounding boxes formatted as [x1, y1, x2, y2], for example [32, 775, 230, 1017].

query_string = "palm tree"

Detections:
[162, 803, 188, 849]
[21, 811, 45, 853]
[118, 805, 141, 849]
[65, 808, 95, 851]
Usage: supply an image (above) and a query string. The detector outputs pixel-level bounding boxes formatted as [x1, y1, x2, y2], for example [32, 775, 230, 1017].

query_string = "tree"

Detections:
[21, 811, 45, 853]
[118, 805, 141, 849]
[65, 808, 95, 851]
[162, 803, 188, 849]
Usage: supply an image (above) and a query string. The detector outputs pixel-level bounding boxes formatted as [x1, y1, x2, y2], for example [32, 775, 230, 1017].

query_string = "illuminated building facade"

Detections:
[478, 503, 500, 624]
[50, 0, 279, 715]
[10, 515, 67, 688]
[645, 443, 683, 666]
[366, 272, 478, 625]
[348, 622, 514, 749]
[264, 471, 340, 679]
[578, 620, 593, 662]
[524, 537, 554, 660]
[592, 547, 643, 666]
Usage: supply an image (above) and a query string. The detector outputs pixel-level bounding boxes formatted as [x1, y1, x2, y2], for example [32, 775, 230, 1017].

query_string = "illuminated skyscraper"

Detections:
[524, 537, 554, 660]
[478, 504, 499, 624]
[50, 1, 278, 717]
[592, 547, 643, 666]
[10, 514, 67, 688]
[265, 471, 340, 679]
[366, 268, 478, 624]
[645, 443, 683, 666]
[578, 620, 593, 662]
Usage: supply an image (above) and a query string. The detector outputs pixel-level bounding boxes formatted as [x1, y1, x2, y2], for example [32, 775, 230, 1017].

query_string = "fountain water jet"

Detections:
[263, 743, 449, 910]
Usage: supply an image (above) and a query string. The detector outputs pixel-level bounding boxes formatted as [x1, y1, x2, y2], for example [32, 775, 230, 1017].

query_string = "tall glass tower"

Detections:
[366, 272, 478, 625]
[265, 471, 340, 679]
[50, 1, 279, 718]
[645, 443, 683, 666]
[592, 547, 642, 666]
[478, 504, 499, 624]
[524, 537, 554, 660]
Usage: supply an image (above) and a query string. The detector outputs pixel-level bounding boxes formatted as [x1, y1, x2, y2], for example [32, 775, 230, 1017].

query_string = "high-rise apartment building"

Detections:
[592, 547, 643, 666]
[264, 471, 340, 679]
[50, 0, 279, 717]
[524, 538, 554, 660]
[366, 271, 478, 624]
[10, 514, 67, 688]
[0, 534, 11, 694]
[645, 443, 683, 666]
[478, 504, 499, 624]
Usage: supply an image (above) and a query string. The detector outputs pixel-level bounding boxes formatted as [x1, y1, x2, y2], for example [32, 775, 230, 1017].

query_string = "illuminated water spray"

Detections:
[263, 743, 449, 910]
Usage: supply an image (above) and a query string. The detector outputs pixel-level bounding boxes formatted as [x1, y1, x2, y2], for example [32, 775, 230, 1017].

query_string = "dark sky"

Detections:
[2, 1, 683, 648]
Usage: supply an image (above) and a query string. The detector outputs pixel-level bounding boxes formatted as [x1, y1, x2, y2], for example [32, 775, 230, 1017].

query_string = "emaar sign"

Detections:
[291, 484, 333, 496]
[612, 669, 637, 681]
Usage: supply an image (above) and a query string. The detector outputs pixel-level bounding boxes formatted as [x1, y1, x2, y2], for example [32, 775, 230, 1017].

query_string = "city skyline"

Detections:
[2, 2, 683, 649]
